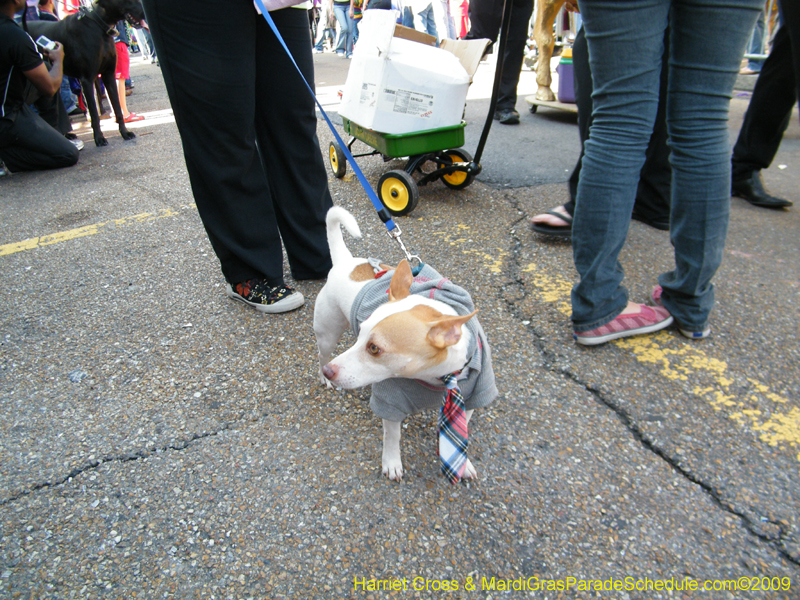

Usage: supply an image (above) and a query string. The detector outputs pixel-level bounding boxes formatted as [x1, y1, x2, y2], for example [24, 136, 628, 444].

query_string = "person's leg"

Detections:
[741, 10, 765, 72]
[414, 4, 436, 37]
[495, 0, 533, 113]
[254, 7, 333, 280]
[402, 5, 414, 27]
[731, 25, 795, 181]
[60, 77, 78, 113]
[571, 24, 670, 223]
[313, 4, 328, 49]
[134, 28, 149, 60]
[333, 4, 352, 55]
[144, 27, 157, 61]
[144, 0, 289, 286]
[659, 0, 761, 333]
[535, 23, 669, 234]
[114, 41, 135, 119]
[568, 26, 591, 205]
[430, 0, 454, 41]
[571, 0, 669, 332]
[632, 27, 672, 228]
[0, 105, 79, 172]
[115, 78, 130, 117]
[530, 26, 582, 231]
[33, 88, 72, 135]
[779, 0, 800, 110]
[464, 0, 501, 44]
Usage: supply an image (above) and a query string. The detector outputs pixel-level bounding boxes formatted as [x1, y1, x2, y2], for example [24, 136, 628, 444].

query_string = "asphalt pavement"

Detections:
[0, 47, 799, 600]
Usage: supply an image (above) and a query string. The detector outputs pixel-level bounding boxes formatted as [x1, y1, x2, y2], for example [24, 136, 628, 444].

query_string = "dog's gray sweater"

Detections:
[350, 263, 498, 422]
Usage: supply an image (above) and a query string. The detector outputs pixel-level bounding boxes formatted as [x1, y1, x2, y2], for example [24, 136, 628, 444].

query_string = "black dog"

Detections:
[28, 0, 145, 147]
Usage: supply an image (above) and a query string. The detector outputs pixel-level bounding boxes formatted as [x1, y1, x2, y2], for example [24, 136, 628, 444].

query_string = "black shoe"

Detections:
[226, 279, 304, 313]
[494, 109, 520, 125]
[631, 210, 670, 231]
[732, 172, 793, 208]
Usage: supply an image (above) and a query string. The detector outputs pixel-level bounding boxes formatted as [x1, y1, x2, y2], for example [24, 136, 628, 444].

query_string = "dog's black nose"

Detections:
[322, 364, 338, 380]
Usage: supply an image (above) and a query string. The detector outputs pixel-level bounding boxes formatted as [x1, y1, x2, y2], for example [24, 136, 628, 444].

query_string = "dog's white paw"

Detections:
[462, 459, 478, 480]
[382, 460, 404, 481]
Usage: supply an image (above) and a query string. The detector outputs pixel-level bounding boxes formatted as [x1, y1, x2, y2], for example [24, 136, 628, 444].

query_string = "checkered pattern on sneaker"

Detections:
[226, 279, 304, 313]
[651, 286, 711, 339]
[574, 304, 673, 346]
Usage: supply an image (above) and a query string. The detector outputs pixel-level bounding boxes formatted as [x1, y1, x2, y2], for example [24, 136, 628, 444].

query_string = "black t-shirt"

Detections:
[0, 14, 43, 122]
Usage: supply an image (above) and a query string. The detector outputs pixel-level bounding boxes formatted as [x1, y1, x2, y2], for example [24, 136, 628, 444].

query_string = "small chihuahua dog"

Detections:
[314, 207, 497, 481]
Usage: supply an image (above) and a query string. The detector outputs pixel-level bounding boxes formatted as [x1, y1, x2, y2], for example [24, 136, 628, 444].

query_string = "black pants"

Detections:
[35, 86, 73, 136]
[465, 0, 534, 112]
[142, 1, 333, 285]
[731, 0, 799, 181]
[565, 26, 671, 222]
[0, 104, 78, 172]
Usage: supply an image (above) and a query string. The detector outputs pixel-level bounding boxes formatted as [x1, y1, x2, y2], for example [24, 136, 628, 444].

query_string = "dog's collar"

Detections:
[77, 6, 117, 36]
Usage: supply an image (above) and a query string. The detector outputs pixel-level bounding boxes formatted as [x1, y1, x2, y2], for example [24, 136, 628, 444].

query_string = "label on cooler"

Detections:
[381, 88, 434, 118]
[359, 82, 377, 107]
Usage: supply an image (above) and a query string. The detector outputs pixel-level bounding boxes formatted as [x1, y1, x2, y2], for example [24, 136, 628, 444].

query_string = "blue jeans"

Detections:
[571, 0, 761, 333]
[60, 77, 78, 113]
[745, 9, 766, 71]
[333, 3, 353, 55]
[414, 3, 438, 38]
[402, 6, 414, 28]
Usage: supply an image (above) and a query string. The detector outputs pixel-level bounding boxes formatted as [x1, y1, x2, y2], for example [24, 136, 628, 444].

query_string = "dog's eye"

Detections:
[367, 343, 382, 356]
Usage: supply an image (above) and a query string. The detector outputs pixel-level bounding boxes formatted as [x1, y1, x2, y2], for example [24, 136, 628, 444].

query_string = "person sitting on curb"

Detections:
[0, 0, 79, 174]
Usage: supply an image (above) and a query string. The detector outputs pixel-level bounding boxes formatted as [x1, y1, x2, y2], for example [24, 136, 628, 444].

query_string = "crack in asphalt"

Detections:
[502, 199, 800, 568]
[0, 425, 232, 508]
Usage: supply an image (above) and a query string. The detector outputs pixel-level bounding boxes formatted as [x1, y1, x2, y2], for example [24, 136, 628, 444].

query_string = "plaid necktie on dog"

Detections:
[439, 373, 468, 483]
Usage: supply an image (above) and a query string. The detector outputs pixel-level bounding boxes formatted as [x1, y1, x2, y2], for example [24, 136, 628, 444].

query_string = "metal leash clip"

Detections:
[387, 225, 421, 267]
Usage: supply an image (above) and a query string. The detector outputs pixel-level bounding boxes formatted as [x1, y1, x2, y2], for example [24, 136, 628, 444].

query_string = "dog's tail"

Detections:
[326, 206, 362, 266]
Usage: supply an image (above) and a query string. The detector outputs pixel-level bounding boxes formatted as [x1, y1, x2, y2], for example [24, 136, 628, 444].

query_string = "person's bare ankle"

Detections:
[620, 301, 641, 315]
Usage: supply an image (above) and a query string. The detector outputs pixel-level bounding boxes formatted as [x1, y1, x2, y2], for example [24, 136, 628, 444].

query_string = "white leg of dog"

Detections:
[314, 297, 351, 387]
[381, 419, 404, 481]
[463, 409, 477, 479]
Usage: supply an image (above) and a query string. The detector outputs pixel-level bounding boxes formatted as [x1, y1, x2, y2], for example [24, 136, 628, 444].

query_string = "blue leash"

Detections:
[253, 0, 420, 264]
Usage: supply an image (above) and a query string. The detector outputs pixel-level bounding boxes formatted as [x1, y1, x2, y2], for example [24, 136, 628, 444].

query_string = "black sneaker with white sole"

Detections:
[494, 108, 520, 124]
[226, 279, 304, 313]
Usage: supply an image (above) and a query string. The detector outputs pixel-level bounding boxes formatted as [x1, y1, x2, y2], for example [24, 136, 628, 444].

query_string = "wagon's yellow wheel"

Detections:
[438, 148, 474, 190]
[378, 170, 419, 216]
[329, 141, 346, 178]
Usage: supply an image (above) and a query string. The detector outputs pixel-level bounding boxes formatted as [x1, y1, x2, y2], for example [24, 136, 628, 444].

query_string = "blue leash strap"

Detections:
[253, 0, 403, 236]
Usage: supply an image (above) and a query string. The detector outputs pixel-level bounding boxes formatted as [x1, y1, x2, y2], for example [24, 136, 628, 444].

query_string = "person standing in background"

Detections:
[569, 0, 762, 345]
[464, 0, 533, 124]
[141, 0, 334, 313]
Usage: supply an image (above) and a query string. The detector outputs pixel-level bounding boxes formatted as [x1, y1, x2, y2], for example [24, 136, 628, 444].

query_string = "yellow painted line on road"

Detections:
[0, 207, 188, 257]
[431, 225, 508, 274]
[517, 261, 800, 465]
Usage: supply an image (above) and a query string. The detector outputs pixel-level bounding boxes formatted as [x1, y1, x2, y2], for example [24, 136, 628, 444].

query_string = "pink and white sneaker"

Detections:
[651, 286, 711, 339]
[574, 304, 673, 346]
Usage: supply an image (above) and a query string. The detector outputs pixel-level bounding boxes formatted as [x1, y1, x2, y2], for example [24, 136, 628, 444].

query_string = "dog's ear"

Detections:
[427, 310, 477, 349]
[388, 259, 413, 302]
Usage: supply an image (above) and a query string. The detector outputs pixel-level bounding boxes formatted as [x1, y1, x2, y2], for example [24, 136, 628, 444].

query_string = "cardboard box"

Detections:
[338, 11, 490, 135]
[393, 24, 437, 47]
